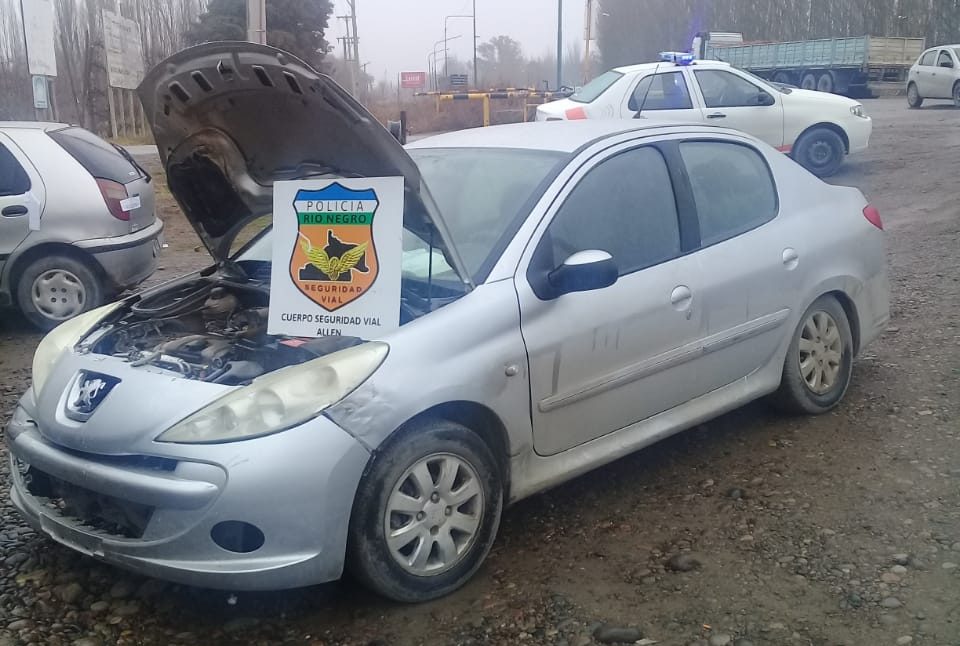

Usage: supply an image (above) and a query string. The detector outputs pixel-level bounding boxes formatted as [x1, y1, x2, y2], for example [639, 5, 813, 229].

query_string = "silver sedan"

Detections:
[6, 44, 889, 603]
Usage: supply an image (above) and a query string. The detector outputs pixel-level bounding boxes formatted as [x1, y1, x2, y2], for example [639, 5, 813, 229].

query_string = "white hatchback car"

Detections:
[537, 55, 872, 177]
[906, 45, 960, 108]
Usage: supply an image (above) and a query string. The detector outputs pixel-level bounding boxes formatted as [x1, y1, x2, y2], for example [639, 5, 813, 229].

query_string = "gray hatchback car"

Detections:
[7, 44, 889, 603]
[0, 122, 162, 329]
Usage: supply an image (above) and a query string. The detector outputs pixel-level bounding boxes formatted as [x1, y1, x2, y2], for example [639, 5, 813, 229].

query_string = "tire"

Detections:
[907, 82, 923, 108]
[347, 420, 503, 602]
[816, 71, 835, 94]
[16, 254, 104, 331]
[772, 71, 793, 85]
[771, 295, 854, 415]
[800, 72, 817, 90]
[792, 127, 845, 178]
[953, 82, 960, 108]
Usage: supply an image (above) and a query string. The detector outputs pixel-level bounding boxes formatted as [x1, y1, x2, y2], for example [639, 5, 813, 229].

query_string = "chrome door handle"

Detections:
[670, 285, 693, 311]
[707, 112, 726, 119]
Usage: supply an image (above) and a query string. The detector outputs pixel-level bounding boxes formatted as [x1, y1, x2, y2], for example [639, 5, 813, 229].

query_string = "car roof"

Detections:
[0, 121, 69, 132]
[406, 120, 721, 154]
[610, 59, 731, 75]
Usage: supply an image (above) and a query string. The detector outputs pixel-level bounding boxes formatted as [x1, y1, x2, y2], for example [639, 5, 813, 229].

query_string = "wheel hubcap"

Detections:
[31, 269, 86, 320]
[384, 452, 484, 575]
[809, 140, 833, 167]
[799, 311, 843, 394]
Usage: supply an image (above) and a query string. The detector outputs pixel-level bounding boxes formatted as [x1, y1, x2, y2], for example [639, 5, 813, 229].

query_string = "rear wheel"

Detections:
[800, 72, 818, 90]
[816, 71, 835, 93]
[16, 255, 104, 331]
[347, 420, 503, 602]
[772, 295, 854, 415]
[792, 127, 845, 177]
[907, 82, 923, 108]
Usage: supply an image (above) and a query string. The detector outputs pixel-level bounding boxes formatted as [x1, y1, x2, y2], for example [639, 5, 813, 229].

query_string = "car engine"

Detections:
[84, 278, 361, 385]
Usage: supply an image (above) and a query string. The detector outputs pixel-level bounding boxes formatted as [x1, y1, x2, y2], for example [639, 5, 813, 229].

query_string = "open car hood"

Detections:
[138, 42, 470, 285]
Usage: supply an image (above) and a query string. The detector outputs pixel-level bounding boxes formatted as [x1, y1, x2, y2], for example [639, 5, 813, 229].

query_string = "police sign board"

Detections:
[268, 178, 404, 338]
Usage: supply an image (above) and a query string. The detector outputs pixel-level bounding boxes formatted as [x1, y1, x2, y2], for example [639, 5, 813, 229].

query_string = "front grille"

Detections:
[20, 461, 154, 539]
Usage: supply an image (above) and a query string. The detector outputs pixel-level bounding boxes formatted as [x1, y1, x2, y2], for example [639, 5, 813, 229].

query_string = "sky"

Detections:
[329, 0, 587, 83]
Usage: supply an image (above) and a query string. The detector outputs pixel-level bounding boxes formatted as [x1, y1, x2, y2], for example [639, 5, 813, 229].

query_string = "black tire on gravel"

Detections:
[771, 295, 854, 415]
[792, 127, 846, 178]
[347, 419, 503, 602]
[907, 82, 923, 108]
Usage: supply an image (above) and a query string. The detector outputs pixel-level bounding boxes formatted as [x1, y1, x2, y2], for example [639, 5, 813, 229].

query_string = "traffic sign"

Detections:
[449, 74, 468, 88]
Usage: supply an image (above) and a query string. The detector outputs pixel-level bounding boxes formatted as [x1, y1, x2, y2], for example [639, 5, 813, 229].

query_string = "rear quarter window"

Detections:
[47, 127, 141, 184]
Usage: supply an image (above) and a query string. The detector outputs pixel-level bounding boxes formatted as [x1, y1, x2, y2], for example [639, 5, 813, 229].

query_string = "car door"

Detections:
[0, 134, 43, 279]
[933, 49, 957, 99]
[914, 49, 938, 96]
[515, 143, 705, 456]
[676, 137, 793, 386]
[622, 69, 703, 123]
[692, 69, 784, 149]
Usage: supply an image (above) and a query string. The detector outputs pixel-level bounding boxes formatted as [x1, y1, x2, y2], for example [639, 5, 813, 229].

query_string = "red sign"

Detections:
[400, 71, 426, 89]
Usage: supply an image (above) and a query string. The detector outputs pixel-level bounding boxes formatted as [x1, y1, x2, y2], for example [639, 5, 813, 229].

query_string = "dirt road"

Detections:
[1, 98, 958, 646]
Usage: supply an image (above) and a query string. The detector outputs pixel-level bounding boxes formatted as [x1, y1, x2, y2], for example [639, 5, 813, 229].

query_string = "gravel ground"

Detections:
[1, 97, 958, 646]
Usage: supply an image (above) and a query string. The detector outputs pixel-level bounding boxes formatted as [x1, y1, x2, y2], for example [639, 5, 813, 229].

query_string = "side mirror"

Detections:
[757, 91, 776, 106]
[547, 250, 618, 298]
[939, 60, 954, 68]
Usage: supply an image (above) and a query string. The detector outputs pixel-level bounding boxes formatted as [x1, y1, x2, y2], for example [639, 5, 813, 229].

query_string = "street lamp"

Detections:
[444, 14, 474, 88]
[430, 35, 461, 91]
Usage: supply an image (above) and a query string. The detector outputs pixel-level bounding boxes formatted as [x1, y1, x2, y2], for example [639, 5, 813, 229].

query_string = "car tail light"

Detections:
[863, 204, 883, 230]
[96, 178, 130, 221]
[565, 106, 588, 120]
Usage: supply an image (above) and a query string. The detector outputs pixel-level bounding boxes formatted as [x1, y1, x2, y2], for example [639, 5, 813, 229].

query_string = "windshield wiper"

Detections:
[112, 143, 152, 183]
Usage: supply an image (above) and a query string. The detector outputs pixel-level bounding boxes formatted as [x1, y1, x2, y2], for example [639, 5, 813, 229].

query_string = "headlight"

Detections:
[850, 104, 866, 118]
[156, 341, 389, 444]
[31, 303, 120, 397]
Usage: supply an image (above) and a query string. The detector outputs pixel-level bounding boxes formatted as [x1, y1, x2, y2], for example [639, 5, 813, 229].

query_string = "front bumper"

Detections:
[6, 403, 370, 591]
[845, 116, 872, 155]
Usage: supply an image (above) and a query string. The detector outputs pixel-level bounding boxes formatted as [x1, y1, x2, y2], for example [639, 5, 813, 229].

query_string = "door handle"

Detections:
[782, 248, 799, 270]
[707, 112, 726, 119]
[1, 205, 28, 217]
[670, 285, 693, 312]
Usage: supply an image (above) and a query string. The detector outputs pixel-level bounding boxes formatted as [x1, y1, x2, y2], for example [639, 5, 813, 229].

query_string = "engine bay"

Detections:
[83, 278, 362, 385]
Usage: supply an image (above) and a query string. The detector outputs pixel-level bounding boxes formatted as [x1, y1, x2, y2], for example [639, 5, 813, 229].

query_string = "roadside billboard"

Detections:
[400, 71, 427, 89]
[20, 0, 58, 77]
[103, 9, 145, 89]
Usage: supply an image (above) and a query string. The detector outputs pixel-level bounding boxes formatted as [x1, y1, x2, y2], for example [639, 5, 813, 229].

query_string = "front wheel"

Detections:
[771, 295, 854, 415]
[347, 420, 503, 602]
[953, 82, 960, 108]
[792, 127, 845, 178]
[907, 82, 923, 108]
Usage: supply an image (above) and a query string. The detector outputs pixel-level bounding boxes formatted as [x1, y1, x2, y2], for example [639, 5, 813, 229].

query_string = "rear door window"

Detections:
[629, 72, 694, 111]
[0, 143, 31, 197]
[679, 141, 778, 246]
[47, 127, 142, 184]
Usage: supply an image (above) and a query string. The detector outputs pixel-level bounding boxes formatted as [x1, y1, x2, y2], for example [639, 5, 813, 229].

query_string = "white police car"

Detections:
[537, 52, 872, 177]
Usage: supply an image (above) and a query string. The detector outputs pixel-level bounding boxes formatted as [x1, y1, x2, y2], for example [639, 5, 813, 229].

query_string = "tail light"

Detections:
[96, 178, 130, 221]
[863, 204, 883, 230]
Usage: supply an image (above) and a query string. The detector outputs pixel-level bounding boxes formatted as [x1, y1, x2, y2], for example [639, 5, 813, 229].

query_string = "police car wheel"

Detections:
[793, 127, 845, 178]
[16, 254, 104, 331]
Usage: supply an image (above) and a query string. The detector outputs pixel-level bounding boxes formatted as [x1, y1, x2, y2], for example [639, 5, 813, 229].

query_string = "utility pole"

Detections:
[556, 0, 563, 90]
[246, 0, 266, 44]
[582, 0, 594, 84]
[337, 0, 361, 97]
[473, 0, 478, 89]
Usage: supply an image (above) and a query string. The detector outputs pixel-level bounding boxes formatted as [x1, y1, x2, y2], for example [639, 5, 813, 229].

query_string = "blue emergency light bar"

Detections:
[659, 51, 695, 65]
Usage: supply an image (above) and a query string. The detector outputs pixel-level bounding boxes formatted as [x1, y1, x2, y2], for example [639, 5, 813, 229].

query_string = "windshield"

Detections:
[239, 148, 564, 284]
[569, 70, 624, 103]
[407, 147, 566, 280]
